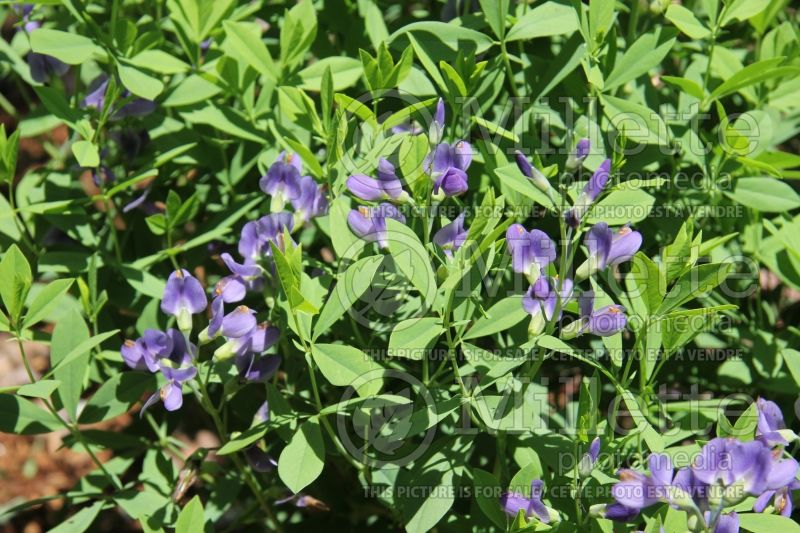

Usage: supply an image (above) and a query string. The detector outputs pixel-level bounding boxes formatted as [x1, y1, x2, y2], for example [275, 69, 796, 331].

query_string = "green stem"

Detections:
[500, 41, 520, 98]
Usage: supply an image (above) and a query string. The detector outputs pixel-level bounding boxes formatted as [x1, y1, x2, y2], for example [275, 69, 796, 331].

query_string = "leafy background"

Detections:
[0, 0, 799, 531]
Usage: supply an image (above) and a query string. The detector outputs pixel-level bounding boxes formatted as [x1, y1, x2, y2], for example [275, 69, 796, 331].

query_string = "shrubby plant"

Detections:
[0, 1, 799, 532]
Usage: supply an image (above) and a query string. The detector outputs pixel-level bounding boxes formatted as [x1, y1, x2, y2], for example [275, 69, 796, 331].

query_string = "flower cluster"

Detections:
[597, 398, 799, 532]
[508, 144, 641, 337]
[346, 99, 473, 257]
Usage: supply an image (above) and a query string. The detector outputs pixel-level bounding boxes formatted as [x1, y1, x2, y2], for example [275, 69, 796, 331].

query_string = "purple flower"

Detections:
[347, 203, 406, 249]
[28, 52, 69, 84]
[292, 175, 328, 221]
[426, 141, 472, 198]
[140, 329, 197, 414]
[259, 152, 302, 208]
[221, 305, 257, 338]
[522, 276, 573, 335]
[579, 437, 601, 477]
[238, 212, 294, 263]
[161, 269, 208, 331]
[500, 480, 550, 523]
[563, 290, 627, 338]
[346, 159, 408, 203]
[612, 453, 686, 511]
[756, 397, 788, 447]
[714, 512, 739, 533]
[505, 224, 556, 283]
[566, 138, 590, 170]
[565, 158, 611, 227]
[428, 97, 445, 144]
[238, 353, 282, 382]
[245, 446, 278, 472]
[121, 329, 171, 372]
[82, 76, 156, 120]
[599, 502, 640, 522]
[577, 222, 642, 279]
[514, 150, 552, 197]
[433, 212, 467, 257]
[754, 479, 800, 517]
[692, 438, 798, 505]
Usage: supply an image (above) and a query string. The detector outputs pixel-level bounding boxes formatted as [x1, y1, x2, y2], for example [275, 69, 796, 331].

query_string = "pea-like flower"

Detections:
[433, 212, 468, 258]
[576, 222, 642, 280]
[755, 397, 792, 447]
[347, 203, 406, 248]
[292, 175, 328, 222]
[566, 138, 590, 170]
[562, 291, 626, 338]
[500, 479, 550, 523]
[259, 152, 303, 210]
[346, 159, 409, 203]
[238, 212, 295, 263]
[427, 141, 472, 198]
[522, 276, 573, 335]
[565, 158, 611, 227]
[578, 436, 601, 477]
[82, 76, 156, 120]
[505, 224, 556, 284]
[514, 150, 554, 200]
[140, 329, 198, 414]
[121, 329, 171, 373]
[428, 97, 445, 144]
[161, 269, 208, 332]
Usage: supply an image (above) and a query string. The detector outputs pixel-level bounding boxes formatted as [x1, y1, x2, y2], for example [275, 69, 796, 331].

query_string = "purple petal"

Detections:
[161, 382, 184, 411]
[453, 141, 472, 170]
[714, 512, 738, 533]
[245, 446, 278, 472]
[347, 208, 377, 241]
[586, 305, 626, 336]
[586, 223, 613, 270]
[607, 227, 642, 266]
[249, 323, 280, 352]
[434, 98, 445, 127]
[347, 174, 385, 201]
[515, 150, 533, 177]
[753, 490, 775, 513]
[221, 252, 261, 279]
[208, 296, 224, 337]
[215, 276, 247, 303]
[222, 306, 257, 338]
[433, 167, 468, 196]
[584, 159, 611, 201]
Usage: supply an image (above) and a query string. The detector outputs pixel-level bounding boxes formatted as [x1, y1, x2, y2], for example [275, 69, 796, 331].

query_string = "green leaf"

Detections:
[48, 500, 105, 533]
[0, 244, 32, 324]
[277, 418, 325, 494]
[118, 64, 164, 100]
[628, 252, 664, 316]
[222, 20, 279, 80]
[72, 140, 101, 168]
[586, 189, 656, 225]
[463, 296, 528, 340]
[657, 263, 733, 315]
[719, 0, 771, 27]
[79, 372, 158, 424]
[175, 495, 206, 533]
[298, 56, 362, 91]
[621, 390, 664, 452]
[0, 394, 60, 434]
[311, 343, 383, 397]
[472, 468, 506, 528]
[601, 95, 670, 145]
[313, 255, 384, 340]
[389, 22, 494, 55]
[22, 278, 74, 329]
[493, 162, 555, 210]
[29, 29, 104, 64]
[51, 309, 92, 421]
[128, 50, 190, 74]
[506, 2, 579, 41]
[661, 76, 706, 99]
[17, 379, 61, 399]
[388, 317, 443, 360]
[737, 512, 800, 533]
[603, 28, 676, 91]
[707, 58, 800, 103]
[664, 5, 711, 39]
[385, 218, 437, 303]
[725, 176, 800, 212]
